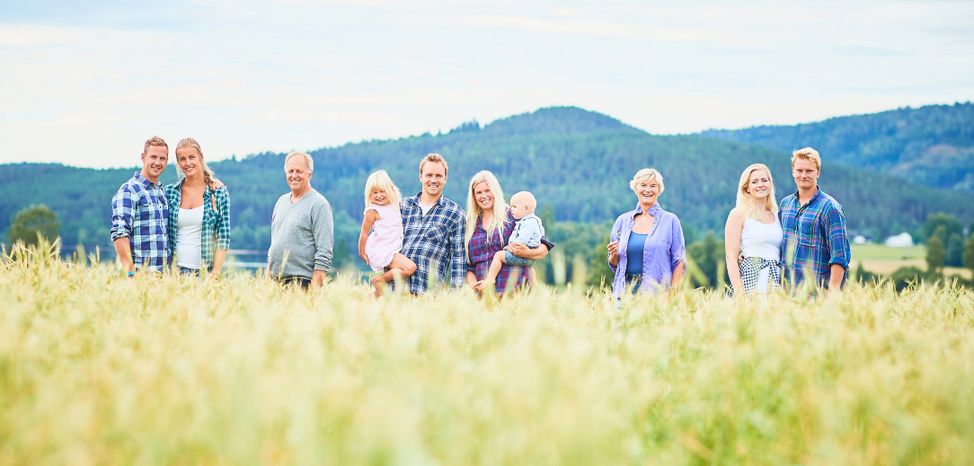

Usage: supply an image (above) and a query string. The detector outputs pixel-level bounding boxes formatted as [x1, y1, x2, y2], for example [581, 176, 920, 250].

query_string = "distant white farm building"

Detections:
[853, 235, 867, 245]
[884, 232, 914, 247]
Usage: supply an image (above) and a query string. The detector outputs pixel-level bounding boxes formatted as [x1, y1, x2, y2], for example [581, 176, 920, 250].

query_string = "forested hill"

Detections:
[2, 106, 974, 262]
[700, 102, 974, 192]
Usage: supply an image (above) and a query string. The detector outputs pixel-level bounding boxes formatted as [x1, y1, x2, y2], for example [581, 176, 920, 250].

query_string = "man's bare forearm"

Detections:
[112, 237, 134, 271]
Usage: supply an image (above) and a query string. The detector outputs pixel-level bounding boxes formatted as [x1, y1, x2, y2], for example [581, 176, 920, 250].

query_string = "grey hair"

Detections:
[284, 151, 314, 173]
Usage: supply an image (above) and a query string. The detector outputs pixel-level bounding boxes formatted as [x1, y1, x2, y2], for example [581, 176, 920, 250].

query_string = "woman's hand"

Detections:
[607, 240, 621, 266]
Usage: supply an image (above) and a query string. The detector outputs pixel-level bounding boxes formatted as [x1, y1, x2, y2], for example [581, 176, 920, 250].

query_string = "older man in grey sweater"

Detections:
[267, 151, 334, 288]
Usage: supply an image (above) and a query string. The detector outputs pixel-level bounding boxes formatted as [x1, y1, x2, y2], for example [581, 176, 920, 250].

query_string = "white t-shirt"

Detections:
[176, 206, 204, 269]
[419, 200, 436, 216]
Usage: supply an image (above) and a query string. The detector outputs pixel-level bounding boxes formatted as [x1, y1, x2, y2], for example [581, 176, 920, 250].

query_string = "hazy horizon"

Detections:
[1, 101, 971, 170]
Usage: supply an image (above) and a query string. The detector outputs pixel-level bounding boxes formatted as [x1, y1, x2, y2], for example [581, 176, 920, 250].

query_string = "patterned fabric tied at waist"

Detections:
[727, 256, 782, 297]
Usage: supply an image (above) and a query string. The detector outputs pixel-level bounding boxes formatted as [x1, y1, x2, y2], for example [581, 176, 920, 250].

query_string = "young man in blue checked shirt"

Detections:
[398, 153, 466, 294]
[779, 147, 851, 291]
[110, 136, 171, 275]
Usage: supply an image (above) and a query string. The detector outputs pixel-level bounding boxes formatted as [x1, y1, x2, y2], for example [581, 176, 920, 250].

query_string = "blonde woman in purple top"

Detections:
[358, 170, 417, 296]
[607, 168, 686, 297]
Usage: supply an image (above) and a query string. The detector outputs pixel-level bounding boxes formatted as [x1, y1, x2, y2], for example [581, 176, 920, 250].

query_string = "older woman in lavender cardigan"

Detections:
[607, 168, 686, 297]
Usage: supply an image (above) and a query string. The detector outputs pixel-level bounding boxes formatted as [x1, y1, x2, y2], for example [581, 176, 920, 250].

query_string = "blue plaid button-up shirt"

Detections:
[400, 193, 466, 293]
[110, 171, 170, 272]
[779, 187, 851, 288]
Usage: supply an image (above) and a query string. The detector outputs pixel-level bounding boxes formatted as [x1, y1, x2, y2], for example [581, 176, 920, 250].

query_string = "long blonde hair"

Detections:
[736, 163, 778, 220]
[174, 137, 215, 187]
[363, 170, 402, 208]
[465, 171, 507, 254]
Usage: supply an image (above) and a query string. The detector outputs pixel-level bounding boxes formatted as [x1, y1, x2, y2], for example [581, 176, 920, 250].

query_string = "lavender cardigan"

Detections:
[608, 203, 686, 297]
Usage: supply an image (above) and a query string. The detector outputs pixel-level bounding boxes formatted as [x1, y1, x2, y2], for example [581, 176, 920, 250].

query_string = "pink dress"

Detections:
[364, 203, 404, 272]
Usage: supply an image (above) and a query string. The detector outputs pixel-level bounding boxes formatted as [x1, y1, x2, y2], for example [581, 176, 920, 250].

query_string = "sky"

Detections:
[1, 0, 972, 168]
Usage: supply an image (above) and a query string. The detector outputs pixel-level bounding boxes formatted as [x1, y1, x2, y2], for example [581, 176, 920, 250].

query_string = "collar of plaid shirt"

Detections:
[790, 187, 823, 209]
[406, 191, 445, 210]
[134, 171, 161, 190]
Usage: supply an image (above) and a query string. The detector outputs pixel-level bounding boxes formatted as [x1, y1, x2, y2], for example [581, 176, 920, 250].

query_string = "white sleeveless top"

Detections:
[176, 206, 204, 269]
[741, 217, 783, 260]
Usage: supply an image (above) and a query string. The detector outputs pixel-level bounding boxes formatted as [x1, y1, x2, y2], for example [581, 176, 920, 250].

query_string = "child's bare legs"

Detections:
[371, 253, 417, 296]
[481, 250, 508, 292]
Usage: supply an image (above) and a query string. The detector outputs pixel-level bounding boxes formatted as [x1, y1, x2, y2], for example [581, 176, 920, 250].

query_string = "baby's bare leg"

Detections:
[484, 250, 508, 285]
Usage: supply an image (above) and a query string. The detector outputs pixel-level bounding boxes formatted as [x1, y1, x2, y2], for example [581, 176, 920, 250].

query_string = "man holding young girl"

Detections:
[398, 153, 467, 294]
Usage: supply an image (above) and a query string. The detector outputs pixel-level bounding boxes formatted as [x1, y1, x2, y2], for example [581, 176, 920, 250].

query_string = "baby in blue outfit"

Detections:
[484, 191, 545, 288]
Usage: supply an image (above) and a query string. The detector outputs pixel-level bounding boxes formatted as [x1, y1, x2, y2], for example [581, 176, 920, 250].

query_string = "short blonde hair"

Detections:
[363, 170, 402, 208]
[419, 153, 448, 176]
[143, 136, 168, 154]
[284, 151, 314, 173]
[510, 191, 537, 213]
[629, 168, 665, 194]
[791, 147, 821, 171]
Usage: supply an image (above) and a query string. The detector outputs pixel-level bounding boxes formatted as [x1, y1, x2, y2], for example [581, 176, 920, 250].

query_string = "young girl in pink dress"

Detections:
[358, 170, 417, 296]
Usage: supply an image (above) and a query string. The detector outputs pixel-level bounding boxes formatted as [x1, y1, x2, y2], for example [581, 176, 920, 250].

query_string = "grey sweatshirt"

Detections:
[267, 189, 334, 279]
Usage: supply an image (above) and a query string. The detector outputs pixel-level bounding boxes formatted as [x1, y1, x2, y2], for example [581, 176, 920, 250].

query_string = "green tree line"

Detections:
[2, 106, 973, 274]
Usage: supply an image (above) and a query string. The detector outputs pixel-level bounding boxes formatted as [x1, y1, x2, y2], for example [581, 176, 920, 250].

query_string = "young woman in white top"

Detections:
[165, 138, 230, 278]
[724, 163, 783, 296]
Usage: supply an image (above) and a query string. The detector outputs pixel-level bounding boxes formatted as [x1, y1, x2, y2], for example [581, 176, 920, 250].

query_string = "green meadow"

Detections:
[852, 244, 971, 279]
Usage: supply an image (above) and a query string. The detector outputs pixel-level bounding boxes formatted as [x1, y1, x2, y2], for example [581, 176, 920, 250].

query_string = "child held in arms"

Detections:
[358, 170, 417, 296]
[482, 191, 545, 290]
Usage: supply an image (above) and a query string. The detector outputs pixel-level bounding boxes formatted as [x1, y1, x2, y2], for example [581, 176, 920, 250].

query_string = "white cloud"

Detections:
[1, 1, 972, 167]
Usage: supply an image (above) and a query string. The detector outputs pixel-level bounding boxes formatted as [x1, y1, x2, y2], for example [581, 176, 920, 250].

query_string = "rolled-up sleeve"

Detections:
[449, 215, 467, 287]
[608, 216, 623, 272]
[824, 204, 851, 269]
[215, 188, 231, 251]
[670, 215, 686, 271]
[110, 186, 134, 241]
[312, 200, 334, 272]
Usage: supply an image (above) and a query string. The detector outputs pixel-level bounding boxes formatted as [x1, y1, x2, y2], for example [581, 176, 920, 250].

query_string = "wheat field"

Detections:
[2, 246, 973, 465]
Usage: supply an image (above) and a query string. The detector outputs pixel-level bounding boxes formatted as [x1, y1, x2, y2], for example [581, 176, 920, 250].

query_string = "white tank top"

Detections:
[176, 206, 204, 269]
[741, 217, 783, 261]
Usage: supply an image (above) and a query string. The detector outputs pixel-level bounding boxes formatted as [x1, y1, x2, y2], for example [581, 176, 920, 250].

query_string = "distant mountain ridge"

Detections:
[701, 102, 974, 192]
[478, 106, 636, 137]
[2, 104, 973, 267]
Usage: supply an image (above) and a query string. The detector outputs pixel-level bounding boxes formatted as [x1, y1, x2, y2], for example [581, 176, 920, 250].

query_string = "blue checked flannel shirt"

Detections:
[164, 179, 231, 270]
[779, 188, 851, 288]
[110, 171, 170, 272]
[399, 193, 466, 293]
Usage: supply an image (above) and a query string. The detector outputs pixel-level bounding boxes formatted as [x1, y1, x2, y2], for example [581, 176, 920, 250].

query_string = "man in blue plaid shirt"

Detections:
[779, 147, 851, 290]
[110, 136, 171, 274]
[399, 153, 466, 293]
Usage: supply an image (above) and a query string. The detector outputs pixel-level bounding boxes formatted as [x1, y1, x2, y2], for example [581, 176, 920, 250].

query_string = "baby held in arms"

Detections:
[483, 191, 545, 290]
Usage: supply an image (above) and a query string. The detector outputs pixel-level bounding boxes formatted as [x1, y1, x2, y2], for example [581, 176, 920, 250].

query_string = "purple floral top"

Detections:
[609, 203, 686, 297]
[467, 211, 531, 293]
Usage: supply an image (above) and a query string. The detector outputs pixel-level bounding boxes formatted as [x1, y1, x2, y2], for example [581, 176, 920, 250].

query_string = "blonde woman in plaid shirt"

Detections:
[165, 138, 231, 278]
[724, 163, 783, 296]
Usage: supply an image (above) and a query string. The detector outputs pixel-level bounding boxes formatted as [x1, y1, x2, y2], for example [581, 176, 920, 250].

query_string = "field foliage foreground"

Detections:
[2, 248, 974, 465]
